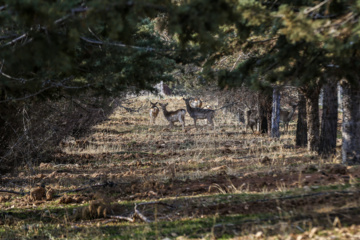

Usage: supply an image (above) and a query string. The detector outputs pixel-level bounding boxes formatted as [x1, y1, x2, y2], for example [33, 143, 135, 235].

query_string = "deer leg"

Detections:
[179, 116, 185, 131]
[193, 119, 197, 129]
[208, 117, 214, 129]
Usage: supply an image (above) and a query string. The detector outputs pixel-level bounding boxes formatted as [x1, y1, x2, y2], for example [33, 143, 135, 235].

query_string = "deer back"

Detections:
[159, 103, 186, 122]
[183, 98, 214, 119]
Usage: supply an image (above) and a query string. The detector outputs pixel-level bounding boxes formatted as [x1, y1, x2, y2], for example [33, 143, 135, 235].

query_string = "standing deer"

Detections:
[190, 97, 203, 108]
[244, 108, 257, 133]
[159, 103, 186, 131]
[183, 98, 215, 129]
[149, 101, 159, 124]
[280, 104, 297, 133]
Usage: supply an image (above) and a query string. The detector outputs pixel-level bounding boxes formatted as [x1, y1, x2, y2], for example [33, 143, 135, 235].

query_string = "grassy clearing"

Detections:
[1, 95, 359, 239]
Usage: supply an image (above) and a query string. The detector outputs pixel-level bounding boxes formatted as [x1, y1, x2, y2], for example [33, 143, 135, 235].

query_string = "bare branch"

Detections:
[0, 5, 7, 11]
[54, 6, 88, 25]
[0, 60, 32, 83]
[109, 215, 135, 222]
[303, 0, 330, 15]
[134, 208, 151, 223]
[231, 53, 242, 71]
[1, 33, 28, 47]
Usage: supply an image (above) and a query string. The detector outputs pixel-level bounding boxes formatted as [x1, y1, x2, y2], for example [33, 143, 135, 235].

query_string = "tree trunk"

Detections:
[318, 80, 338, 155]
[258, 92, 272, 134]
[341, 79, 360, 165]
[256, 93, 261, 132]
[271, 88, 280, 138]
[296, 94, 307, 147]
[302, 86, 321, 152]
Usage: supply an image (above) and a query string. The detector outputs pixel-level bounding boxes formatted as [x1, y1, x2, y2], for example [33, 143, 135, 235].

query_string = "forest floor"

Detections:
[1, 96, 360, 239]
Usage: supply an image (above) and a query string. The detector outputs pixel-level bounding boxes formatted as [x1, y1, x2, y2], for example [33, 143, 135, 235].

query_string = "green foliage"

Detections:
[0, 0, 177, 102]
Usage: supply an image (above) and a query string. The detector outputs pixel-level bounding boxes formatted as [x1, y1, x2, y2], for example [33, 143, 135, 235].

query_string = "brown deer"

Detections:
[159, 103, 186, 131]
[190, 97, 203, 108]
[149, 101, 159, 124]
[183, 98, 215, 129]
[280, 104, 297, 133]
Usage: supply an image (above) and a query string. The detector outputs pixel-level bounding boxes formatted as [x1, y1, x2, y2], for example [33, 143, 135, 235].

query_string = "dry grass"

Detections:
[1, 95, 360, 240]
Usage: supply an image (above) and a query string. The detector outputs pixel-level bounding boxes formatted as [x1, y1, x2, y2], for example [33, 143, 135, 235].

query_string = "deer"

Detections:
[183, 97, 215, 129]
[190, 97, 203, 108]
[244, 107, 258, 133]
[280, 104, 297, 133]
[149, 101, 160, 124]
[159, 103, 186, 131]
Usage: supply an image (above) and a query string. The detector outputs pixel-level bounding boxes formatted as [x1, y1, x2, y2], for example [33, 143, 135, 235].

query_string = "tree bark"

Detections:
[296, 93, 307, 147]
[271, 88, 280, 138]
[301, 86, 321, 152]
[341, 79, 360, 165]
[318, 80, 338, 155]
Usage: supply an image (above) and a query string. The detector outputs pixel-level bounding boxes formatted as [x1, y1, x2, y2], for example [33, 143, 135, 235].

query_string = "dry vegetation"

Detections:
[1, 95, 360, 239]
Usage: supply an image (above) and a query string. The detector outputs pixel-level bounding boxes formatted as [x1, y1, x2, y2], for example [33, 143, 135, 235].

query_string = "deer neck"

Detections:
[288, 106, 296, 118]
[185, 101, 193, 112]
[161, 107, 169, 115]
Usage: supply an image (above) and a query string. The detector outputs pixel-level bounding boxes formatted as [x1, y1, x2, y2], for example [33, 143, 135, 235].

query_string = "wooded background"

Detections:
[1, 0, 360, 171]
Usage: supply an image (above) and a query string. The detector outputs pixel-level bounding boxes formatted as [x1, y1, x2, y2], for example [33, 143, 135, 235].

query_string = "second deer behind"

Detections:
[159, 103, 186, 131]
[190, 97, 203, 108]
[149, 101, 160, 124]
[280, 104, 297, 133]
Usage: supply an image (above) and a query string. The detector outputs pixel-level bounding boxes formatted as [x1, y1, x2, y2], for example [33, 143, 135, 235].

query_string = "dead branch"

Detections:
[1, 33, 28, 47]
[108, 201, 175, 223]
[0, 189, 28, 195]
[134, 206, 151, 223]
[109, 215, 135, 222]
